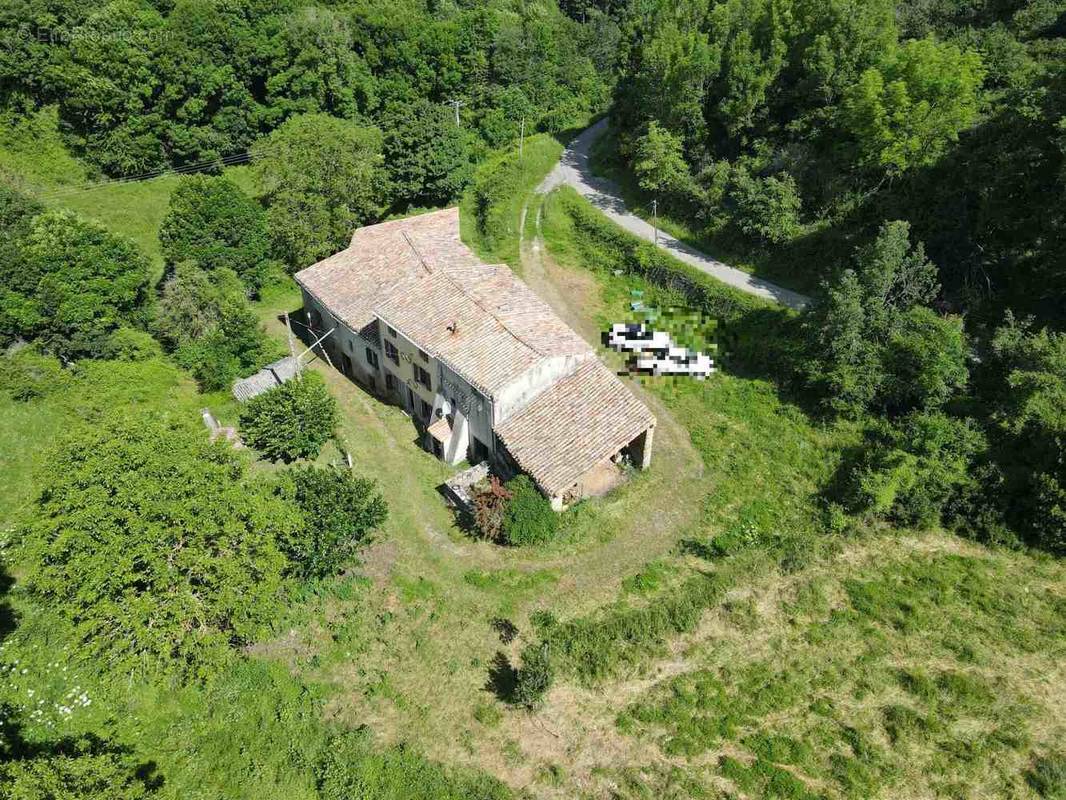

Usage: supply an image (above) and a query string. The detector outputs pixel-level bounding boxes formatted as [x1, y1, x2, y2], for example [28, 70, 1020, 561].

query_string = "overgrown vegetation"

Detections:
[17, 411, 295, 680]
[617, 548, 1066, 798]
[0, 1, 1063, 797]
[0, 187, 152, 362]
[501, 475, 558, 547]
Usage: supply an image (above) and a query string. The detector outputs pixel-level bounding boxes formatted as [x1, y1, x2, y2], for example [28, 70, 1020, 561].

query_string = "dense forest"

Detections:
[602, 0, 1066, 556]
[0, 0, 1064, 798]
[610, 0, 1066, 325]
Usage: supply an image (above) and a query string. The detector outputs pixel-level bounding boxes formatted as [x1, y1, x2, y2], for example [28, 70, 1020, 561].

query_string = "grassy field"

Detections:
[0, 108, 254, 267]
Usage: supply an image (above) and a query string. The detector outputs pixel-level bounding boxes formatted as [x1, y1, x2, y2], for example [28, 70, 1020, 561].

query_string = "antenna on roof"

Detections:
[402, 231, 434, 274]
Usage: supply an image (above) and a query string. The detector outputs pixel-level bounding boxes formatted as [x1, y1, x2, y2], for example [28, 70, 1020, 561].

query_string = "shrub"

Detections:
[540, 571, 731, 684]
[502, 475, 557, 546]
[1027, 751, 1066, 799]
[239, 372, 338, 462]
[0, 346, 70, 401]
[731, 171, 803, 245]
[100, 327, 162, 362]
[317, 730, 512, 800]
[512, 642, 554, 710]
[0, 208, 152, 361]
[156, 264, 279, 391]
[470, 476, 512, 543]
[279, 466, 387, 580]
[882, 306, 968, 413]
[0, 730, 157, 799]
[987, 314, 1066, 554]
[845, 412, 986, 528]
[18, 412, 296, 679]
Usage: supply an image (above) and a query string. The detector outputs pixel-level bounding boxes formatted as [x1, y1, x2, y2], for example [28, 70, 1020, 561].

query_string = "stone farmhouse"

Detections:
[294, 208, 655, 509]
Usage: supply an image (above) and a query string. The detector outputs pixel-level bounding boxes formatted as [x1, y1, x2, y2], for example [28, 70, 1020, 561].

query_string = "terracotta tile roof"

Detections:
[295, 207, 592, 397]
[494, 360, 656, 497]
[375, 266, 591, 396]
[427, 416, 452, 442]
[294, 208, 482, 331]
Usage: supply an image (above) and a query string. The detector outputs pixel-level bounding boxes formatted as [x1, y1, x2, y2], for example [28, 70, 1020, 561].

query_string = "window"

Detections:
[386, 325, 396, 338]
[384, 339, 399, 366]
[418, 348, 429, 363]
[414, 364, 432, 390]
[385, 372, 396, 392]
[365, 348, 379, 370]
[420, 399, 432, 420]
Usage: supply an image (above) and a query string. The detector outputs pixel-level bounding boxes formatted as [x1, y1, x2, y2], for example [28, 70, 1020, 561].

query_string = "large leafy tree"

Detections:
[0, 204, 152, 361]
[379, 98, 479, 209]
[154, 263, 279, 391]
[159, 175, 274, 290]
[239, 371, 339, 462]
[19, 412, 296, 679]
[805, 221, 963, 416]
[842, 36, 985, 174]
[633, 121, 693, 209]
[262, 6, 378, 125]
[987, 315, 1066, 553]
[278, 466, 387, 580]
[253, 112, 387, 268]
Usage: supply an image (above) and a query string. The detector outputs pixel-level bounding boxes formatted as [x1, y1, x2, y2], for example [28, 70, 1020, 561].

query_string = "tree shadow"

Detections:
[484, 651, 517, 703]
[0, 566, 16, 648]
[491, 617, 518, 644]
[0, 703, 165, 790]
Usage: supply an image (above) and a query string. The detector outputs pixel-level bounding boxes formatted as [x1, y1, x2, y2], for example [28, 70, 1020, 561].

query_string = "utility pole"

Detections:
[283, 312, 302, 380]
[445, 98, 464, 128]
[652, 198, 659, 247]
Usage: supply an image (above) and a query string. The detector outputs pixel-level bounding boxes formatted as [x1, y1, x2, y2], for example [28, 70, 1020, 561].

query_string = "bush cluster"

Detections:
[512, 642, 554, 710]
[239, 372, 339, 462]
[501, 475, 557, 547]
[279, 466, 387, 580]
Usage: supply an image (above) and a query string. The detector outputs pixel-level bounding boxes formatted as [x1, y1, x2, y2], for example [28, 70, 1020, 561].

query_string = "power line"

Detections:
[31, 145, 283, 201]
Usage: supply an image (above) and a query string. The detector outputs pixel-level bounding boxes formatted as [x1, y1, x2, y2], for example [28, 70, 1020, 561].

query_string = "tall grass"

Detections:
[535, 569, 735, 685]
[460, 133, 563, 266]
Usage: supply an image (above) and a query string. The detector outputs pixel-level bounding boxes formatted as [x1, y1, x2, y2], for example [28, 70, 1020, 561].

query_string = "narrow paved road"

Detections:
[538, 119, 811, 311]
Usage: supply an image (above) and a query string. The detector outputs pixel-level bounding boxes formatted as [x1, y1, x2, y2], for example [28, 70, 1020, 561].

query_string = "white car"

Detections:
[603, 322, 673, 353]
[605, 322, 715, 379]
[635, 347, 715, 379]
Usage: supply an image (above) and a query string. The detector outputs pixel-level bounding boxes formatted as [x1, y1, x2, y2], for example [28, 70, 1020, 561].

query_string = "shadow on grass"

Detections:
[0, 707, 165, 790]
[485, 651, 517, 703]
[0, 567, 15, 648]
